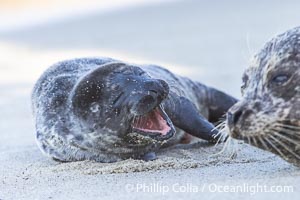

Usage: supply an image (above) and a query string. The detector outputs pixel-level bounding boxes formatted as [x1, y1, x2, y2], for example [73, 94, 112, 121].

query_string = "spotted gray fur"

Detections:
[32, 57, 236, 162]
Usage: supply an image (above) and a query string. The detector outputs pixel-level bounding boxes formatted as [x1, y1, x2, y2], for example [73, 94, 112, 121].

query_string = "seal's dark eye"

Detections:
[271, 74, 290, 85]
[241, 83, 246, 90]
[241, 74, 249, 92]
[135, 70, 145, 76]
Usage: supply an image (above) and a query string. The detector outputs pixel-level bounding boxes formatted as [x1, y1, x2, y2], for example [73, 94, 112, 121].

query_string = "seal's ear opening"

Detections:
[69, 62, 125, 117]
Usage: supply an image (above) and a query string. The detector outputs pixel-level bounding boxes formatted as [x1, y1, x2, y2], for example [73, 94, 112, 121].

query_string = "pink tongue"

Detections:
[132, 109, 171, 135]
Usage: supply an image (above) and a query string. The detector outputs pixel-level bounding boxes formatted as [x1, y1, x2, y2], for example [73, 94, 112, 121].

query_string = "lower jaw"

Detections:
[125, 131, 172, 146]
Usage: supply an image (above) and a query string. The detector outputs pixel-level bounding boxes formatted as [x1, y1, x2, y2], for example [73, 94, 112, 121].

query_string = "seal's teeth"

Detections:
[131, 107, 171, 135]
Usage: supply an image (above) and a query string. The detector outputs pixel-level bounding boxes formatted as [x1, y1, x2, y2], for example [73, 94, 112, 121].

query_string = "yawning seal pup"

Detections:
[227, 27, 300, 166]
[32, 57, 237, 162]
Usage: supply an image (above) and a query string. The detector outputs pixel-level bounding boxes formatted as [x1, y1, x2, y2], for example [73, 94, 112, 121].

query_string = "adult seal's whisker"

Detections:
[268, 134, 300, 160]
[257, 136, 270, 152]
[264, 137, 287, 160]
[270, 129, 300, 146]
[275, 123, 300, 131]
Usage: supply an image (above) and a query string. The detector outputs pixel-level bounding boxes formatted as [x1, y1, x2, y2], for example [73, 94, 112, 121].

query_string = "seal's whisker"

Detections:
[278, 119, 300, 123]
[214, 116, 227, 127]
[228, 137, 238, 159]
[258, 136, 270, 152]
[214, 135, 222, 145]
[270, 129, 299, 146]
[267, 134, 300, 159]
[246, 135, 251, 146]
[229, 138, 238, 159]
[216, 121, 226, 130]
[274, 123, 300, 131]
[273, 131, 300, 142]
[212, 135, 237, 159]
[275, 125, 300, 132]
[212, 137, 230, 156]
[212, 122, 224, 134]
[272, 125, 300, 133]
[272, 126, 300, 138]
[252, 136, 259, 147]
[214, 132, 225, 145]
[222, 136, 237, 159]
[213, 125, 228, 145]
[264, 136, 287, 160]
[213, 121, 226, 131]
[212, 130, 221, 139]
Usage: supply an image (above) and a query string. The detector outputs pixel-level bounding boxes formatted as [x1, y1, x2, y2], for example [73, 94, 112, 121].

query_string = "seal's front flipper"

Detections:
[207, 87, 238, 123]
[141, 152, 157, 161]
[164, 96, 220, 143]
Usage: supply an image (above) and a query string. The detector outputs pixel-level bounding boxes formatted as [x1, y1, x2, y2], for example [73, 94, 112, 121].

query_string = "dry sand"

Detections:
[0, 0, 300, 199]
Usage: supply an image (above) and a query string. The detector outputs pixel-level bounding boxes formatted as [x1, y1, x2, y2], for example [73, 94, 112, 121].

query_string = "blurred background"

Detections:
[2, 0, 300, 95]
[1, 0, 300, 147]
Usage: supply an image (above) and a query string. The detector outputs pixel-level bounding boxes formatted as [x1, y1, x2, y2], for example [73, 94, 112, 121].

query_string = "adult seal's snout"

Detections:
[227, 102, 246, 127]
[227, 101, 257, 138]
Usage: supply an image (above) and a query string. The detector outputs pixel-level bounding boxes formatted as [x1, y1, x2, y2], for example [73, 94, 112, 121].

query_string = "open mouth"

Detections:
[131, 105, 175, 141]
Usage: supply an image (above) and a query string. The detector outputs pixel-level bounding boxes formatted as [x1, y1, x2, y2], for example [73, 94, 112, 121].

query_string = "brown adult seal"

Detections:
[227, 27, 300, 166]
[32, 57, 237, 162]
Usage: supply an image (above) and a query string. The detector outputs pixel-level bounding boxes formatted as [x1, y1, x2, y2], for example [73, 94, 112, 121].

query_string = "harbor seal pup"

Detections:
[227, 27, 300, 166]
[32, 57, 237, 162]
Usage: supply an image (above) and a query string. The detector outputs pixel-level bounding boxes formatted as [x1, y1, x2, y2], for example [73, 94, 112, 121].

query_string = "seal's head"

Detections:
[69, 62, 175, 159]
[226, 27, 300, 166]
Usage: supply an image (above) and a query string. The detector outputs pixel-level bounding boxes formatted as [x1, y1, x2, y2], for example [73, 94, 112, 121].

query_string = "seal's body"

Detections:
[32, 57, 236, 162]
[227, 27, 300, 166]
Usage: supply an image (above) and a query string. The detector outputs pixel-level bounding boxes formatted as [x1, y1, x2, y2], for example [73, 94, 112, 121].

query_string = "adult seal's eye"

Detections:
[271, 74, 290, 85]
[241, 74, 249, 94]
[241, 83, 246, 90]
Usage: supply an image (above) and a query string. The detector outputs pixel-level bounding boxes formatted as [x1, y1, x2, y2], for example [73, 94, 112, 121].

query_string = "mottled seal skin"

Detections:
[227, 27, 300, 166]
[32, 57, 237, 162]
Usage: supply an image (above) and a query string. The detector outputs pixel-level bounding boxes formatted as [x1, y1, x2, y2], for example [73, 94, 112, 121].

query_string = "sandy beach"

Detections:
[0, 0, 300, 199]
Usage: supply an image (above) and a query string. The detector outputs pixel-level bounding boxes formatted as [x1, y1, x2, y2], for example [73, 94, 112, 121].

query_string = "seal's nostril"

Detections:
[161, 80, 169, 90]
[232, 109, 243, 124]
[227, 109, 243, 126]
[157, 80, 169, 99]
[149, 89, 158, 95]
